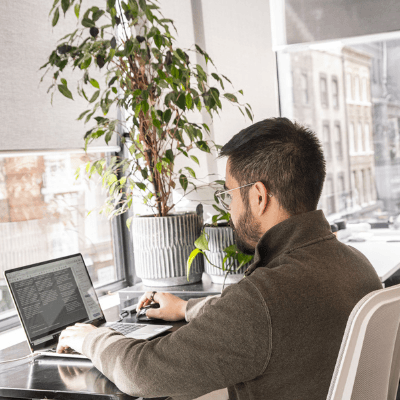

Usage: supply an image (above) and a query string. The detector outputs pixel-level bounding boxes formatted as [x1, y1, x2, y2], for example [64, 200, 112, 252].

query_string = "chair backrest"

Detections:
[327, 284, 400, 400]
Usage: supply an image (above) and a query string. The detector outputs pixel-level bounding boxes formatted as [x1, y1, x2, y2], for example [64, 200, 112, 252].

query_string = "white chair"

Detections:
[327, 284, 400, 400]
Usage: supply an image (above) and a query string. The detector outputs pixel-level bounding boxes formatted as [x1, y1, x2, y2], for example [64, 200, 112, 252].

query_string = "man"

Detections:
[57, 118, 382, 399]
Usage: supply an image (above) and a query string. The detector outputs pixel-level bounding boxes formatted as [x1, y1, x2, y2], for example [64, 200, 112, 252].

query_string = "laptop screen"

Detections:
[5, 254, 104, 347]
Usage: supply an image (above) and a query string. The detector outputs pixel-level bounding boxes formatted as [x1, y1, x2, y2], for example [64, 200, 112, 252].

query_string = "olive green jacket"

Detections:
[83, 210, 382, 399]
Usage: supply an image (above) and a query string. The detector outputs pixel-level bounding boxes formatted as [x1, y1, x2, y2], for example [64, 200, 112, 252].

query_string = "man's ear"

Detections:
[251, 182, 270, 216]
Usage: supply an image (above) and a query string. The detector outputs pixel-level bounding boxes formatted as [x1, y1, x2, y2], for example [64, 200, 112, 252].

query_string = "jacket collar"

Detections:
[245, 210, 333, 276]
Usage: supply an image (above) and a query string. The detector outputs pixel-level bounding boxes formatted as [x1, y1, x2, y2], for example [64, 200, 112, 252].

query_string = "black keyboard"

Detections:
[108, 322, 145, 335]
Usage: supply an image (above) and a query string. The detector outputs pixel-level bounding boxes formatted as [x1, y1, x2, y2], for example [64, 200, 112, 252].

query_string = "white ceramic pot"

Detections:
[203, 226, 250, 284]
[132, 212, 203, 286]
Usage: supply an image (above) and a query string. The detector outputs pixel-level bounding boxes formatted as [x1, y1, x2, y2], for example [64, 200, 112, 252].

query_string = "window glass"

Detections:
[276, 38, 400, 219]
[0, 152, 116, 321]
[301, 73, 309, 104]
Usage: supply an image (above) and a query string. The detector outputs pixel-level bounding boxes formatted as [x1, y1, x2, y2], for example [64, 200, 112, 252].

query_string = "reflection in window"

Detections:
[346, 73, 352, 100]
[332, 77, 339, 108]
[349, 122, 355, 153]
[0, 153, 116, 320]
[365, 124, 370, 152]
[301, 73, 309, 104]
[334, 123, 343, 159]
[320, 75, 329, 107]
[357, 122, 364, 152]
[326, 177, 335, 215]
[323, 123, 332, 160]
[355, 76, 360, 101]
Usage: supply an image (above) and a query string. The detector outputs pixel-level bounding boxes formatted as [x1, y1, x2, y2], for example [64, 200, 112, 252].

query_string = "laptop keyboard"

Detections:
[108, 322, 145, 335]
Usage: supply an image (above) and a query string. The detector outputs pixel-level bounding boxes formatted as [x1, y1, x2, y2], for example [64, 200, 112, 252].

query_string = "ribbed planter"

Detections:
[132, 212, 203, 286]
[203, 226, 250, 284]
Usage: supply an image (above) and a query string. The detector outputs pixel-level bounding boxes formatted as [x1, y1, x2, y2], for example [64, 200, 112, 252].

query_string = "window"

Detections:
[338, 174, 346, 211]
[323, 122, 332, 160]
[365, 124, 370, 152]
[301, 73, 309, 104]
[346, 73, 352, 100]
[354, 76, 360, 101]
[0, 152, 124, 329]
[349, 122, 355, 153]
[357, 122, 364, 152]
[326, 177, 335, 215]
[362, 78, 368, 102]
[352, 170, 359, 206]
[334, 123, 343, 159]
[320, 75, 329, 107]
[332, 77, 339, 108]
[361, 169, 367, 204]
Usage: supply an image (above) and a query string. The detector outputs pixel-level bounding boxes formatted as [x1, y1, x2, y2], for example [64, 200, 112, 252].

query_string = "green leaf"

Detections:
[89, 79, 99, 89]
[224, 93, 238, 102]
[165, 149, 174, 163]
[82, 18, 95, 28]
[154, 34, 162, 49]
[80, 56, 92, 69]
[107, 174, 118, 185]
[61, 0, 69, 14]
[52, 7, 60, 26]
[187, 248, 202, 281]
[190, 155, 199, 165]
[185, 167, 196, 178]
[176, 93, 186, 111]
[74, 3, 80, 18]
[77, 110, 90, 120]
[179, 174, 188, 191]
[139, 0, 147, 10]
[108, 76, 118, 87]
[245, 107, 253, 122]
[136, 182, 146, 191]
[163, 109, 172, 123]
[195, 141, 210, 153]
[60, 78, 67, 86]
[195, 230, 209, 251]
[124, 39, 133, 56]
[126, 216, 133, 230]
[156, 162, 162, 173]
[89, 90, 100, 103]
[58, 84, 73, 100]
[186, 93, 193, 109]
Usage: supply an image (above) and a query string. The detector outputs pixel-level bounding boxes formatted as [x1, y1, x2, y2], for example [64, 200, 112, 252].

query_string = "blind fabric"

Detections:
[0, 1, 117, 152]
[284, 0, 400, 45]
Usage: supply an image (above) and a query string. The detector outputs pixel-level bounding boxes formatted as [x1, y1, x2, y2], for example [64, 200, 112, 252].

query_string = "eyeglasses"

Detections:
[215, 182, 256, 210]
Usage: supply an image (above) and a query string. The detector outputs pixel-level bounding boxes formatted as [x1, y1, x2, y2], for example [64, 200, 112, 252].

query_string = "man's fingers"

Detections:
[146, 308, 161, 319]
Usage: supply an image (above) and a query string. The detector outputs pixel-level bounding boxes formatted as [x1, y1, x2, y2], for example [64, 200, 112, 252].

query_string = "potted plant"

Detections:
[42, 0, 253, 286]
[188, 196, 254, 287]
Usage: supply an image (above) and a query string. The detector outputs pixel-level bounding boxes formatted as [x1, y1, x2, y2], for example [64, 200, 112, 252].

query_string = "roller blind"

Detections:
[0, 1, 117, 153]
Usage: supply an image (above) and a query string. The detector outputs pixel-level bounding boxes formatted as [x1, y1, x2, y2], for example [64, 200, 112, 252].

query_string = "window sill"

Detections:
[0, 293, 120, 351]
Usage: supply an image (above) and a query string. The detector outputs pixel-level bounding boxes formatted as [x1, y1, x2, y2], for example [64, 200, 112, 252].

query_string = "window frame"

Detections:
[320, 74, 329, 108]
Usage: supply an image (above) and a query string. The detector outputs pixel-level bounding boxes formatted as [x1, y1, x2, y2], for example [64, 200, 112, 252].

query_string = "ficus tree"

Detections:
[42, 0, 253, 223]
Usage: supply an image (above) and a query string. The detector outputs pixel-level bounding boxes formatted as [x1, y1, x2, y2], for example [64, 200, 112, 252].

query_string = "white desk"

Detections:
[347, 241, 400, 283]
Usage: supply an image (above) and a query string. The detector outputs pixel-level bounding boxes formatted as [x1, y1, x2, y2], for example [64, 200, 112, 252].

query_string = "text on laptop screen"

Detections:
[6, 255, 103, 344]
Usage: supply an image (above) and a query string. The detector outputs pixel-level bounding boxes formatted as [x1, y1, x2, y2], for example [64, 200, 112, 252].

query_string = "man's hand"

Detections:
[137, 292, 187, 321]
[56, 323, 97, 354]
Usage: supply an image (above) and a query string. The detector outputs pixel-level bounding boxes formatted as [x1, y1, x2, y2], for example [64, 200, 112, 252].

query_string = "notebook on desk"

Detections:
[4, 253, 172, 359]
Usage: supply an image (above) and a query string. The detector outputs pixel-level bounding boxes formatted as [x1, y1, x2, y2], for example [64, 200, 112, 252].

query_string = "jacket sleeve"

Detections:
[82, 277, 272, 400]
[185, 294, 221, 321]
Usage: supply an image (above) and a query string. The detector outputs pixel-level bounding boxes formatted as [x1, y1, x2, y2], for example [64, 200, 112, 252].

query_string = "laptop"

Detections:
[4, 253, 172, 359]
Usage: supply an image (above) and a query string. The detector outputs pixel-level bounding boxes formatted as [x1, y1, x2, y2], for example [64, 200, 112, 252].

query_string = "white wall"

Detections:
[162, 0, 279, 217]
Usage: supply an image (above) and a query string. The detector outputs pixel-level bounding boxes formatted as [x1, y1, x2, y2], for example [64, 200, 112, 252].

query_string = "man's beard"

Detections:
[229, 204, 263, 255]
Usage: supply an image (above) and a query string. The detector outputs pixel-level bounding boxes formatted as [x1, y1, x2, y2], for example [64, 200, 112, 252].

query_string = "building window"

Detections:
[354, 76, 360, 101]
[349, 122, 355, 153]
[357, 122, 364, 152]
[365, 123, 370, 152]
[323, 122, 332, 160]
[362, 77, 368, 102]
[320, 75, 329, 107]
[338, 174, 346, 211]
[361, 169, 367, 204]
[332, 76, 339, 108]
[346, 73, 352, 100]
[301, 73, 309, 104]
[326, 177, 335, 215]
[368, 168, 374, 202]
[352, 170, 359, 206]
[0, 152, 120, 326]
[334, 123, 343, 159]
